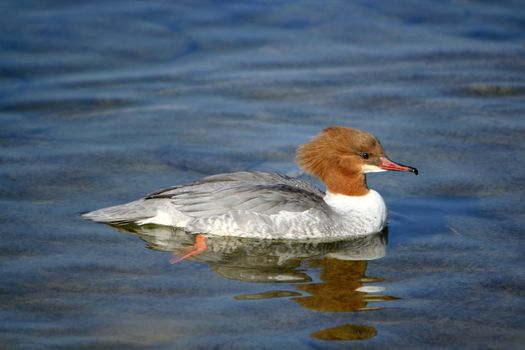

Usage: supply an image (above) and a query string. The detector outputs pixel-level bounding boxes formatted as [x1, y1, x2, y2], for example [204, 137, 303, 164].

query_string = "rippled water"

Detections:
[2, 1, 525, 349]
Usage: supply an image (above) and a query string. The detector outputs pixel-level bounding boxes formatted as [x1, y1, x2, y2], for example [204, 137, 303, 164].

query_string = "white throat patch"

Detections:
[361, 164, 386, 174]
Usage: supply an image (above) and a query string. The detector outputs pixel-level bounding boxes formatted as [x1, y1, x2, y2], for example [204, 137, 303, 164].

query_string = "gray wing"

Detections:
[146, 172, 323, 197]
[83, 171, 328, 225]
[145, 171, 328, 217]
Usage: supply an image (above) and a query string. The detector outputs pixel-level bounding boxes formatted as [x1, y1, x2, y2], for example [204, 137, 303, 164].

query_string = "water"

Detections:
[1, 0, 524, 348]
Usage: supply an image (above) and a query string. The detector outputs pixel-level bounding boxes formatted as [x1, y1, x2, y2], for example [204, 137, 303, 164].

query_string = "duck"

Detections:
[83, 126, 418, 239]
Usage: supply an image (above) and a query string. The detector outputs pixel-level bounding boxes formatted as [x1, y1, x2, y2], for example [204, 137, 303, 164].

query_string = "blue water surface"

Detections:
[1, 1, 524, 349]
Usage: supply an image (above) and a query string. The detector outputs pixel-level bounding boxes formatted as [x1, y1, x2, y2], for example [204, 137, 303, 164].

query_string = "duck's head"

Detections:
[296, 126, 418, 196]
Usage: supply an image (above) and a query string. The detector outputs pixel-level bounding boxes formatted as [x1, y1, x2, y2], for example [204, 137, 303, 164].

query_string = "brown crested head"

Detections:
[296, 126, 417, 196]
[296, 126, 385, 180]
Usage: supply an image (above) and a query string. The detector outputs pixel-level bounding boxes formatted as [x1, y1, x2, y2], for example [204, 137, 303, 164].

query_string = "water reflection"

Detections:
[112, 224, 395, 341]
[312, 324, 378, 341]
[294, 258, 397, 313]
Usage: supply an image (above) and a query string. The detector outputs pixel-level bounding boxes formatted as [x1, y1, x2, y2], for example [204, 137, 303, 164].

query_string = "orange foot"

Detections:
[170, 234, 207, 264]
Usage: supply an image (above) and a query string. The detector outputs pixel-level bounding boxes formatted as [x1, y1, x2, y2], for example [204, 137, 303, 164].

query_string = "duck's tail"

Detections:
[81, 199, 157, 226]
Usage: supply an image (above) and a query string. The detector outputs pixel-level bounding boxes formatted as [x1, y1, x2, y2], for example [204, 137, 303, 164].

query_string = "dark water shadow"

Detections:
[107, 224, 395, 341]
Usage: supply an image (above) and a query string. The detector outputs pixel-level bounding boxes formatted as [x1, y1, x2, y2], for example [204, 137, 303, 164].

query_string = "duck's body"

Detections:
[83, 171, 387, 239]
[83, 127, 417, 239]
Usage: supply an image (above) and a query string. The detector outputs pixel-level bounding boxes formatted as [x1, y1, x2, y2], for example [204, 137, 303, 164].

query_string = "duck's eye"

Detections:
[361, 152, 369, 159]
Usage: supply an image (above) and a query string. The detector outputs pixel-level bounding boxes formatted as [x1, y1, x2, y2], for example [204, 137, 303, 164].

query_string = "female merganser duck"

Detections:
[83, 126, 418, 239]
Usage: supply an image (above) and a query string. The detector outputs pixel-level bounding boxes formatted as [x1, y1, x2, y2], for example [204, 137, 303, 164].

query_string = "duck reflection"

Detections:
[294, 257, 397, 313]
[112, 224, 395, 341]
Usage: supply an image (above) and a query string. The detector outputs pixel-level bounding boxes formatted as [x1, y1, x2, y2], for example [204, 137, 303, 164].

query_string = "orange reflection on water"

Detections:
[293, 257, 397, 313]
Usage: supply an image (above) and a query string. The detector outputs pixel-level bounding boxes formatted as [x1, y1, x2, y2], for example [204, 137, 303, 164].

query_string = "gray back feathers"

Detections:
[83, 172, 329, 225]
[147, 171, 328, 217]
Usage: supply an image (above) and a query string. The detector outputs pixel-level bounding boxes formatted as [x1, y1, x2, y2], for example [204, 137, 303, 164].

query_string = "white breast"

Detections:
[323, 190, 387, 235]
